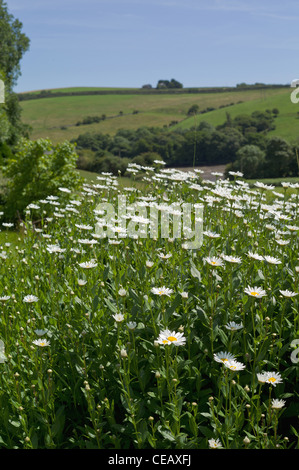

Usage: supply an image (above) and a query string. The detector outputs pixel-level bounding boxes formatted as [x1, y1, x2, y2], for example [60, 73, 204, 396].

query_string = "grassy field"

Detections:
[19, 86, 296, 144]
[0, 167, 298, 449]
[174, 88, 299, 143]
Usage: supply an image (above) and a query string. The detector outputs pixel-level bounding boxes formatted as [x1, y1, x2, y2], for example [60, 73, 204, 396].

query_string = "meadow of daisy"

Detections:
[0, 164, 298, 449]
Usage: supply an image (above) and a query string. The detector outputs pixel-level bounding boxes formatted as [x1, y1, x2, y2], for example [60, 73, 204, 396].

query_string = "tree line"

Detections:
[73, 108, 299, 179]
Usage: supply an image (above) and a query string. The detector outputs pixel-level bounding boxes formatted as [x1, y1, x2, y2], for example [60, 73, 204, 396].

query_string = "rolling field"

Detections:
[18, 86, 297, 143]
[174, 88, 299, 142]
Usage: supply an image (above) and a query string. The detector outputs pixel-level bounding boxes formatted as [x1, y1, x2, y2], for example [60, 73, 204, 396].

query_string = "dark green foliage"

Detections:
[156, 79, 183, 89]
[0, 1, 30, 146]
[1, 138, 83, 221]
[187, 104, 199, 116]
[72, 108, 298, 179]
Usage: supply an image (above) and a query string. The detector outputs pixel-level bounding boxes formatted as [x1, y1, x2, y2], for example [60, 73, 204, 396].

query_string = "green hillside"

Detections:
[173, 88, 299, 143]
[18, 86, 297, 144]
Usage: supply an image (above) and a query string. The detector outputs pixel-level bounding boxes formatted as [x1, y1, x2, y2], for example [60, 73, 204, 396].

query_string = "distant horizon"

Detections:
[16, 81, 292, 94]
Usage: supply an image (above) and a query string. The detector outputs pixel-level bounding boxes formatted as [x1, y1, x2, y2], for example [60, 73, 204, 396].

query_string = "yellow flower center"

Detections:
[167, 336, 177, 342]
[268, 377, 276, 383]
[251, 291, 258, 296]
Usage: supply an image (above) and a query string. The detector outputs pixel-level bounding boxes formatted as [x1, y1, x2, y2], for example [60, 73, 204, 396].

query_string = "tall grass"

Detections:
[0, 169, 297, 449]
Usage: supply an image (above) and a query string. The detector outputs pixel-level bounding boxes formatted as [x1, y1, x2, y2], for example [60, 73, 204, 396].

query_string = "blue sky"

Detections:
[5, 0, 299, 92]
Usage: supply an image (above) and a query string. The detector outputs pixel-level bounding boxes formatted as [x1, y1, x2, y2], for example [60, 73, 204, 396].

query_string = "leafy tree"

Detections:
[1, 138, 82, 220]
[91, 155, 130, 175]
[187, 104, 199, 116]
[131, 152, 162, 166]
[0, 1, 30, 144]
[110, 136, 131, 158]
[230, 144, 266, 179]
[156, 79, 183, 89]
[263, 137, 296, 178]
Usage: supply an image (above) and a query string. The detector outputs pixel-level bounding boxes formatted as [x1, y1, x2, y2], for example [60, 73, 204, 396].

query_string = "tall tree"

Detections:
[0, 0, 30, 145]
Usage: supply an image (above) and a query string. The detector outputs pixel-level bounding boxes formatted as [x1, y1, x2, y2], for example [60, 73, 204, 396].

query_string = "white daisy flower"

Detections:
[224, 360, 246, 371]
[208, 438, 223, 449]
[271, 399, 286, 409]
[158, 253, 172, 260]
[151, 286, 174, 297]
[75, 224, 93, 230]
[221, 254, 242, 264]
[225, 321, 243, 331]
[279, 289, 297, 298]
[257, 371, 269, 384]
[118, 288, 127, 297]
[286, 225, 299, 231]
[180, 291, 189, 299]
[264, 255, 282, 265]
[257, 371, 283, 386]
[275, 239, 290, 246]
[254, 182, 275, 190]
[33, 338, 50, 347]
[265, 371, 283, 387]
[146, 261, 154, 268]
[112, 313, 125, 323]
[272, 398, 286, 410]
[23, 295, 39, 303]
[229, 171, 244, 177]
[205, 256, 224, 267]
[156, 329, 186, 346]
[244, 286, 267, 298]
[247, 251, 264, 261]
[213, 351, 236, 364]
[34, 329, 48, 336]
[78, 260, 98, 269]
[203, 230, 221, 238]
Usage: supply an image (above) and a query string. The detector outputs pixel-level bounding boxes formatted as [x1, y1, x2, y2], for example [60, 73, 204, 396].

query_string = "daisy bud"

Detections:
[243, 436, 250, 445]
[120, 349, 127, 358]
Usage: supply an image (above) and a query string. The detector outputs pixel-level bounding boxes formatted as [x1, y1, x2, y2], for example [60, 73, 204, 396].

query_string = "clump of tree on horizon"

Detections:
[156, 79, 183, 89]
